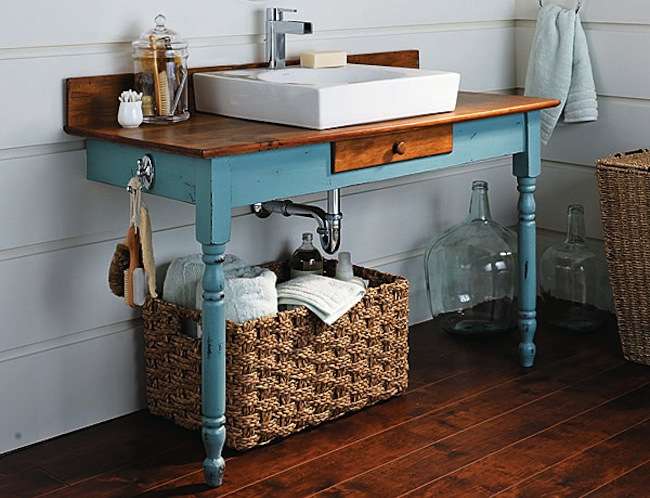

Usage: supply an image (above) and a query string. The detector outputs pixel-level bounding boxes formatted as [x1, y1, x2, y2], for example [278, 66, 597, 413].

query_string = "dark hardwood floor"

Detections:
[2, 318, 649, 498]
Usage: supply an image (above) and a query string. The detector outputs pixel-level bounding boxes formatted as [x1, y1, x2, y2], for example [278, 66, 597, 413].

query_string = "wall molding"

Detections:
[0, 140, 85, 161]
[9, 17, 650, 62]
[0, 320, 140, 364]
[0, 157, 511, 262]
[0, 20, 514, 61]
[0, 243, 432, 363]
[0, 223, 195, 263]
[542, 158, 597, 170]
[515, 19, 650, 31]
[9, 225, 606, 366]
[512, 89, 650, 107]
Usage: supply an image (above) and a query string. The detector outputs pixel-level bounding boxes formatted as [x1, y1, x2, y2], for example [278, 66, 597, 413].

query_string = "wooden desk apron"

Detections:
[64, 50, 559, 488]
[86, 112, 525, 209]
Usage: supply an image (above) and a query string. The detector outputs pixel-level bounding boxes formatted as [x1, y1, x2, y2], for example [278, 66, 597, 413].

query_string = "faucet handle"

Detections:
[267, 7, 297, 21]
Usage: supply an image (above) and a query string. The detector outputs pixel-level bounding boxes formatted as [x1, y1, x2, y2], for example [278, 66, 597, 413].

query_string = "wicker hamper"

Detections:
[141, 260, 410, 450]
[597, 149, 650, 366]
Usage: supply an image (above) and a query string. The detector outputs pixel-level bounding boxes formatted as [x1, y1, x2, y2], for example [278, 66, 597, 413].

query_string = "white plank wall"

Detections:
[515, 0, 650, 237]
[0, 0, 520, 452]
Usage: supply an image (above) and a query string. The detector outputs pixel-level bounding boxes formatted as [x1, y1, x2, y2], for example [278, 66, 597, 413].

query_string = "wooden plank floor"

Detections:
[2, 318, 649, 498]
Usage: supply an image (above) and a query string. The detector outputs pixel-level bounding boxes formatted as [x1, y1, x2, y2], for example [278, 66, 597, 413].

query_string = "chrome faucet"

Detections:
[265, 7, 313, 69]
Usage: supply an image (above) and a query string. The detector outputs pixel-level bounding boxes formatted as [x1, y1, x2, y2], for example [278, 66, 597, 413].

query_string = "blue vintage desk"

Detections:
[65, 51, 559, 487]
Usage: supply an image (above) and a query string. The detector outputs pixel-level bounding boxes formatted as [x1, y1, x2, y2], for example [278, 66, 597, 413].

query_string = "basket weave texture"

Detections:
[597, 149, 650, 366]
[141, 260, 410, 450]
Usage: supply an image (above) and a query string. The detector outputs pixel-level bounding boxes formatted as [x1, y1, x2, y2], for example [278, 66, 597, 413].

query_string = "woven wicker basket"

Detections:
[597, 149, 650, 366]
[141, 260, 410, 450]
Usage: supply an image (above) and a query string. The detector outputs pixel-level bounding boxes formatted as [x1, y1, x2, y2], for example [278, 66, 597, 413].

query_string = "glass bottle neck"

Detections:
[565, 205, 586, 244]
[300, 234, 315, 250]
[468, 182, 492, 221]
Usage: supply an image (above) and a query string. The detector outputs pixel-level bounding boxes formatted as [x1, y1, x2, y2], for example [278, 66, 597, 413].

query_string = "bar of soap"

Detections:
[300, 51, 347, 69]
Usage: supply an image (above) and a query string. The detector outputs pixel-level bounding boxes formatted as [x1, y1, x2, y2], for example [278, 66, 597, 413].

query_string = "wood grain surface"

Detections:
[332, 124, 453, 173]
[65, 50, 559, 158]
[65, 50, 419, 131]
[3, 317, 649, 498]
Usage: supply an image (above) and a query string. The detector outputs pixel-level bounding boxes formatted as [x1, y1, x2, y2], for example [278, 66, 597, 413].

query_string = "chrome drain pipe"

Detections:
[252, 189, 342, 254]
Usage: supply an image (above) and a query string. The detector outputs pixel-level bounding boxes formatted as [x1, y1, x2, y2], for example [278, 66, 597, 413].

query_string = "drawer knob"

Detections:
[393, 141, 407, 155]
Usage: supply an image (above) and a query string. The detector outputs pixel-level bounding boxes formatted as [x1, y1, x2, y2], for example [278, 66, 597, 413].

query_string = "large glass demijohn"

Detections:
[425, 180, 517, 335]
[540, 204, 608, 333]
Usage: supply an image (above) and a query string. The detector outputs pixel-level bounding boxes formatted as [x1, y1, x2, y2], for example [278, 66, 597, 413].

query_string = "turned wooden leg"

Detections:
[195, 158, 232, 487]
[201, 243, 227, 487]
[516, 177, 537, 368]
[513, 111, 541, 368]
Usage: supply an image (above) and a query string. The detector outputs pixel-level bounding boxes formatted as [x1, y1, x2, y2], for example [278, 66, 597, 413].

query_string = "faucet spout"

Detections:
[276, 20, 313, 35]
[265, 7, 313, 69]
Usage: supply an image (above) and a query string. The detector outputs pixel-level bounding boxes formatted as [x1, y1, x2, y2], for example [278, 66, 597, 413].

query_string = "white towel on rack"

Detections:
[276, 275, 366, 326]
[524, 4, 598, 144]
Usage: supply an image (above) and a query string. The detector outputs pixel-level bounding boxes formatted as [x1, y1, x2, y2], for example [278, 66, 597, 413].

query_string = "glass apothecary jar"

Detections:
[132, 14, 190, 124]
[540, 205, 608, 333]
[425, 181, 517, 336]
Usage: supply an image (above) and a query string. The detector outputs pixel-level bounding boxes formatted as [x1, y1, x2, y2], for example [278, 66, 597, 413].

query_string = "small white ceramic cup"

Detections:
[118, 101, 144, 128]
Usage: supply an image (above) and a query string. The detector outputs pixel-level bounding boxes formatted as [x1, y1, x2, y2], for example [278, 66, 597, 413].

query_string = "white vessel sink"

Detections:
[194, 64, 461, 130]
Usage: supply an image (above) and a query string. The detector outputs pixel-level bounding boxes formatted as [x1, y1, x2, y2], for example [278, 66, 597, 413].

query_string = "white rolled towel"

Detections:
[163, 254, 248, 308]
[196, 266, 278, 325]
[277, 275, 366, 326]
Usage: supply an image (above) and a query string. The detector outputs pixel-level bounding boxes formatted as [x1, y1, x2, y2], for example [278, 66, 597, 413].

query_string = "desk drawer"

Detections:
[332, 124, 453, 173]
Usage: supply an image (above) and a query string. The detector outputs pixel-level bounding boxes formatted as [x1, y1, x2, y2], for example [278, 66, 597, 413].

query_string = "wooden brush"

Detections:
[149, 36, 161, 109]
[108, 242, 130, 297]
[124, 225, 143, 307]
[157, 70, 171, 116]
[149, 35, 171, 117]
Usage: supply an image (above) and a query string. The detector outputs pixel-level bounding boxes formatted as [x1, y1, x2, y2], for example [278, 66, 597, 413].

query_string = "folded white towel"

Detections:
[163, 254, 248, 308]
[277, 275, 366, 326]
[524, 4, 598, 144]
[196, 266, 278, 325]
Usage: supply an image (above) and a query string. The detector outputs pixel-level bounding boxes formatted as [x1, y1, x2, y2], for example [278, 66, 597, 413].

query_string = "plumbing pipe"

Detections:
[252, 189, 342, 254]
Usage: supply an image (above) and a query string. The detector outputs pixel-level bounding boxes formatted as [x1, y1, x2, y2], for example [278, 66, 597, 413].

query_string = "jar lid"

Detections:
[132, 14, 188, 50]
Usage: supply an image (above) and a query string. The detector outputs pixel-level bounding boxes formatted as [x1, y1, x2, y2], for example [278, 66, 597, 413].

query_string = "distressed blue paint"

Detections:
[200, 243, 227, 487]
[228, 144, 331, 206]
[513, 112, 541, 368]
[84, 108, 544, 487]
[195, 160, 231, 487]
[196, 158, 232, 245]
[516, 177, 537, 368]
[86, 140, 204, 204]
[513, 112, 541, 178]
[228, 114, 526, 207]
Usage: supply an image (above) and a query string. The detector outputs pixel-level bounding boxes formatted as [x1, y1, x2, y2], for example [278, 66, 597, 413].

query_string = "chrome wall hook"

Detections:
[538, 0, 584, 13]
[127, 154, 155, 192]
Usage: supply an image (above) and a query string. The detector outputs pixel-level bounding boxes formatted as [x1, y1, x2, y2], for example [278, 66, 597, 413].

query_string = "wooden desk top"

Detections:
[64, 51, 559, 159]
[65, 92, 557, 159]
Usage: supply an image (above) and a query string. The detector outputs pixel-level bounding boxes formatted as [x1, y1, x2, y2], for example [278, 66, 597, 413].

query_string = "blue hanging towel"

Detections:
[524, 4, 598, 144]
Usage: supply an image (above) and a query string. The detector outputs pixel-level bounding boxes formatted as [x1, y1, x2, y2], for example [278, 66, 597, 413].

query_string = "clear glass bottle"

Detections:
[540, 205, 608, 333]
[425, 180, 517, 336]
[290, 233, 324, 278]
[132, 14, 190, 124]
